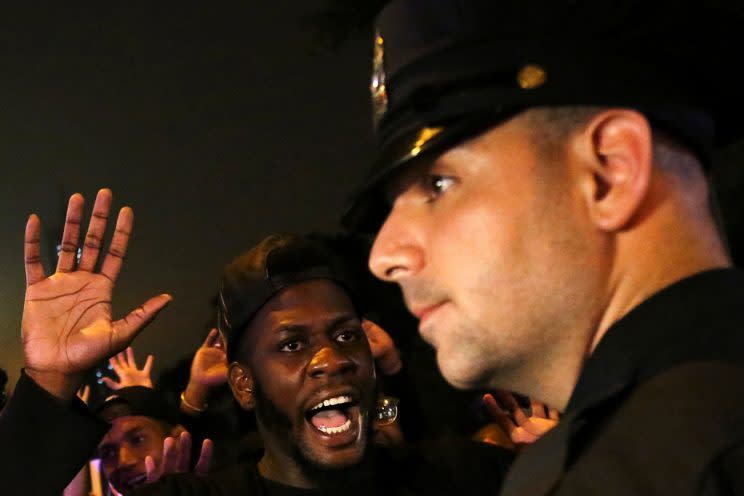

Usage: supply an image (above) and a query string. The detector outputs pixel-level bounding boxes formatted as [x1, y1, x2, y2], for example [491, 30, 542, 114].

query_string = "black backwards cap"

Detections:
[343, 0, 744, 233]
[94, 386, 180, 427]
[218, 235, 361, 361]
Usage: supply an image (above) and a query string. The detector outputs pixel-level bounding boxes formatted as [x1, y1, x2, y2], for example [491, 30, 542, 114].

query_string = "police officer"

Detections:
[344, 1, 744, 494]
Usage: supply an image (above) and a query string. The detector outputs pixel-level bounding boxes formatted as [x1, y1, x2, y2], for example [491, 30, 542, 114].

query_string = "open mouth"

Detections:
[305, 394, 361, 441]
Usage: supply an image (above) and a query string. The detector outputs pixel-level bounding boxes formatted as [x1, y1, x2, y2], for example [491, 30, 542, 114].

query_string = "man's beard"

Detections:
[251, 382, 376, 489]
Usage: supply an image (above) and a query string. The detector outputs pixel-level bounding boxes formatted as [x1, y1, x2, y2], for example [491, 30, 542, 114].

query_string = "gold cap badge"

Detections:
[371, 32, 389, 127]
[517, 64, 547, 90]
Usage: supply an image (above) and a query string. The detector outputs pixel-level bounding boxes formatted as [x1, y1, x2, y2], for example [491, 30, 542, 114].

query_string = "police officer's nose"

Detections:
[308, 346, 355, 378]
[369, 209, 424, 282]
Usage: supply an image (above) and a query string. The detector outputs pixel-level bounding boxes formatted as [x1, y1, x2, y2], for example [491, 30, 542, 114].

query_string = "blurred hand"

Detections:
[22, 189, 172, 400]
[180, 329, 228, 416]
[76, 385, 90, 405]
[190, 329, 228, 388]
[102, 346, 154, 390]
[362, 319, 402, 375]
[483, 392, 560, 447]
[145, 431, 213, 482]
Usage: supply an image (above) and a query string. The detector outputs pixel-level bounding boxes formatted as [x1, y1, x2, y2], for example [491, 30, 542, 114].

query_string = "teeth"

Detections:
[316, 419, 352, 435]
[309, 395, 353, 412]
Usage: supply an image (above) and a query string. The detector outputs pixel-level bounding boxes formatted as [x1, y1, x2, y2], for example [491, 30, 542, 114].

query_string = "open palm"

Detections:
[22, 189, 171, 399]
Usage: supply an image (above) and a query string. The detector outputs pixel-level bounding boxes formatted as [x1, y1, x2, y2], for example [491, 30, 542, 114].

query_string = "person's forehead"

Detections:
[101, 415, 162, 442]
[250, 281, 356, 332]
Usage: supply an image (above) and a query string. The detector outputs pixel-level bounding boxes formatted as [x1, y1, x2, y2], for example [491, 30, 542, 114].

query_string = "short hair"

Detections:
[521, 106, 704, 179]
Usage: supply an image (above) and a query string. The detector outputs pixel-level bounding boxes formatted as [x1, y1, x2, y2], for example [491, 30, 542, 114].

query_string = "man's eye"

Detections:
[336, 329, 359, 343]
[424, 175, 456, 200]
[131, 435, 145, 446]
[280, 340, 303, 352]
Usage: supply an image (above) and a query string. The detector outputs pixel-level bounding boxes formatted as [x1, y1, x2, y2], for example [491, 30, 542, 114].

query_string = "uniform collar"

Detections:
[565, 268, 744, 415]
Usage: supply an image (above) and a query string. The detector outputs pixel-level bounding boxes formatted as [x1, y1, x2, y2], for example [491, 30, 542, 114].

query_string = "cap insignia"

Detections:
[517, 64, 547, 90]
[371, 31, 388, 127]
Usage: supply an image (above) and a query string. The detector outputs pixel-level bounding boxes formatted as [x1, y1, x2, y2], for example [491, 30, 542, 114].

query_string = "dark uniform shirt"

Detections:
[501, 268, 744, 495]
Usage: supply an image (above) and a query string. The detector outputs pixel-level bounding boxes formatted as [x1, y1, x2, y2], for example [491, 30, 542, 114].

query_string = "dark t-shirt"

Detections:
[133, 439, 512, 495]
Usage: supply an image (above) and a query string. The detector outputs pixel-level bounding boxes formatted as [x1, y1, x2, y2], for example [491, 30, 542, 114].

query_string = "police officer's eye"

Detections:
[280, 340, 303, 352]
[425, 175, 456, 200]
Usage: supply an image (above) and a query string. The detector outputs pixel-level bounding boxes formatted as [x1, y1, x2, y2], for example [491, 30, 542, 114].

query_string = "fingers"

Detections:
[483, 393, 517, 434]
[494, 391, 530, 425]
[175, 432, 192, 473]
[78, 189, 112, 272]
[100, 206, 133, 283]
[530, 397, 548, 419]
[77, 385, 90, 405]
[126, 346, 137, 367]
[145, 455, 158, 483]
[56, 193, 84, 273]
[109, 353, 125, 375]
[143, 354, 154, 375]
[101, 376, 122, 390]
[548, 407, 560, 421]
[194, 439, 214, 476]
[160, 436, 178, 475]
[202, 328, 219, 348]
[24, 214, 46, 286]
[111, 294, 172, 352]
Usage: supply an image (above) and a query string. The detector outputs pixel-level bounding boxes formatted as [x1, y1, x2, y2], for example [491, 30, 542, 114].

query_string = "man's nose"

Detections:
[368, 205, 424, 282]
[118, 444, 138, 468]
[308, 345, 356, 379]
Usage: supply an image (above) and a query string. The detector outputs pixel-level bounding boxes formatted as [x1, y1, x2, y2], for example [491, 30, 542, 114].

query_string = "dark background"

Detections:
[1, 4, 742, 389]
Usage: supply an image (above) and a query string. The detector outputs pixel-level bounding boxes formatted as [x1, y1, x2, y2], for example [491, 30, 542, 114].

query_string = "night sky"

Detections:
[1, 4, 742, 389]
[0, 3, 375, 386]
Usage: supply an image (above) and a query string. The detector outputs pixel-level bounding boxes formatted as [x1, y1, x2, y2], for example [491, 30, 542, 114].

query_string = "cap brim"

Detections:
[342, 110, 517, 233]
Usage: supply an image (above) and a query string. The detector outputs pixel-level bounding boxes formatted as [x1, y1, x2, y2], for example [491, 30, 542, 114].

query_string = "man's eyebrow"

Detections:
[273, 313, 359, 333]
[328, 314, 360, 329]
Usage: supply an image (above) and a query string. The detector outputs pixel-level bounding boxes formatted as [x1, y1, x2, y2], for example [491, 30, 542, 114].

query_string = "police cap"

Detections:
[343, 0, 744, 233]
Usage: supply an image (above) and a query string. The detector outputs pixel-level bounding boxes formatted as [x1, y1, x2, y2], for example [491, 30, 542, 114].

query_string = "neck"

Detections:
[505, 174, 731, 412]
[258, 449, 317, 489]
[591, 178, 731, 353]
[258, 442, 375, 490]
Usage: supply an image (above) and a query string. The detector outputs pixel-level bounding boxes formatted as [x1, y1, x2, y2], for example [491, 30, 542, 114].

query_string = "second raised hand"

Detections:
[22, 189, 171, 400]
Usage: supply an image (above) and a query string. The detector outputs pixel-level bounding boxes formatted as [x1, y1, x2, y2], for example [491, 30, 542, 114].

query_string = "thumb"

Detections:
[111, 294, 171, 353]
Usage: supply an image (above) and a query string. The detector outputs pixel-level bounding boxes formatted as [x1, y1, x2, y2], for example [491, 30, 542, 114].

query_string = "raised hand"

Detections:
[76, 385, 91, 405]
[190, 329, 228, 388]
[102, 346, 154, 390]
[362, 319, 403, 375]
[22, 189, 171, 400]
[144, 432, 213, 482]
[181, 329, 228, 415]
[483, 391, 560, 447]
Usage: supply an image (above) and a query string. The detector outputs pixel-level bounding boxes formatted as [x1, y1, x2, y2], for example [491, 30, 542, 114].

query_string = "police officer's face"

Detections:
[369, 113, 603, 392]
[234, 280, 376, 473]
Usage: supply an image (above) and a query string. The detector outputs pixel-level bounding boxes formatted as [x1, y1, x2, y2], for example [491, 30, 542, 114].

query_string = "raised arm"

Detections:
[1, 189, 171, 495]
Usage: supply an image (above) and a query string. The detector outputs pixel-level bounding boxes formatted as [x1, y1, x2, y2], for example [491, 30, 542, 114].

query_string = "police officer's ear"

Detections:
[228, 362, 255, 411]
[573, 109, 653, 232]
